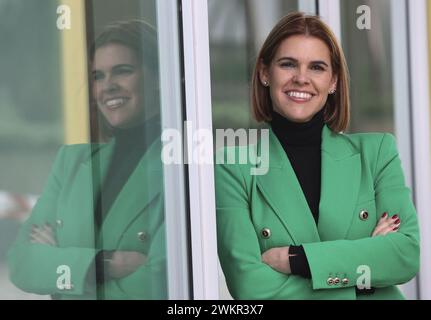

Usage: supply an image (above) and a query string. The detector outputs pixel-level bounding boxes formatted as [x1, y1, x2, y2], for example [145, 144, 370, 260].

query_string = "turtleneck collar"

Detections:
[111, 114, 160, 149]
[270, 107, 325, 147]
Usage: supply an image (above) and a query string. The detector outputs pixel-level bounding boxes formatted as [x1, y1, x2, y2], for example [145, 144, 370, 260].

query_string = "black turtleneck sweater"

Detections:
[271, 108, 324, 222]
[270, 109, 376, 295]
[270, 108, 324, 278]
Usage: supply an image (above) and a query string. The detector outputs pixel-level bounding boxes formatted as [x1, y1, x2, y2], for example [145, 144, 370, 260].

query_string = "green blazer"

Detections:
[215, 125, 420, 300]
[7, 139, 166, 300]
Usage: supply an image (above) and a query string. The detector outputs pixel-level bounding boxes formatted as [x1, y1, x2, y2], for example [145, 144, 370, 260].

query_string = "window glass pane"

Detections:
[209, 0, 299, 132]
[208, 0, 299, 299]
[0, 0, 62, 299]
[340, 0, 394, 133]
[1, 0, 186, 300]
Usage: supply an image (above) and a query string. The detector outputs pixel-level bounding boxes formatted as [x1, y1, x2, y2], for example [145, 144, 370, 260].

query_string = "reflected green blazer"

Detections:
[215, 125, 420, 300]
[7, 139, 166, 300]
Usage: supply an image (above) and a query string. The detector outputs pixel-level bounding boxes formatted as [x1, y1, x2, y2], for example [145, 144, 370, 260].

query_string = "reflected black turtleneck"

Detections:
[91, 115, 160, 286]
[94, 115, 160, 228]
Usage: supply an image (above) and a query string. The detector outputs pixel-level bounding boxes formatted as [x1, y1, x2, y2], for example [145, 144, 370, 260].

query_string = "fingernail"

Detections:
[394, 218, 400, 225]
[381, 212, 387, 218]
[391, 215, 399, 220]
[393, 226, 399, 231]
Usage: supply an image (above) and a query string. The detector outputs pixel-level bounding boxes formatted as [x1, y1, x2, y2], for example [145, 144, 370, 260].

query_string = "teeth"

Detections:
[287, 91, 312, 99]
[106, 98, 125, 108]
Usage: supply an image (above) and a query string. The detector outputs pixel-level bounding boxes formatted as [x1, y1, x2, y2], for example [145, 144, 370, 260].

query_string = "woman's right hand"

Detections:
[371, 212, 401, 237]
[107, 251, 147, 279]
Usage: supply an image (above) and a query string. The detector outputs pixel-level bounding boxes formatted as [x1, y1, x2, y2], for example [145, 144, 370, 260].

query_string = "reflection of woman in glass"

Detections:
[216, 12, 420, 299]
[8, 20, 166, 299]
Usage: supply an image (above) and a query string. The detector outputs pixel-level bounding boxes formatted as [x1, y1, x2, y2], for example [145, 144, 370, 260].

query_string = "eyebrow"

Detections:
[112, 64, 135, 69]
[276, 57, 329, 67]
[92, 63, 136, 72]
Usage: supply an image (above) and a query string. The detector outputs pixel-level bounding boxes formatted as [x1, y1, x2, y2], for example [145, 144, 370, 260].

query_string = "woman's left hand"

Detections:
[30, 223, 57, 246]
[262, 246, 292, 274]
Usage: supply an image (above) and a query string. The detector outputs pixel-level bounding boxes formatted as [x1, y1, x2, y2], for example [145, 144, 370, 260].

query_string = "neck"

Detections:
[270, 108, 325, 147]
[112, 114, 160, 147]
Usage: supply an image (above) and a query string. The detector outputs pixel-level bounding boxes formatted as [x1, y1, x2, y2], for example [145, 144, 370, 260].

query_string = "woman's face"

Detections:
[260, 35, 337, 123]
[92, 43, 144, 128]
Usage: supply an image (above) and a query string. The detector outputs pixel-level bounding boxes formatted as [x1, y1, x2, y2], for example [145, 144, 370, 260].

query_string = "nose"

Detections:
[102, 74, 120, 93]
[292, 67, 310, 85]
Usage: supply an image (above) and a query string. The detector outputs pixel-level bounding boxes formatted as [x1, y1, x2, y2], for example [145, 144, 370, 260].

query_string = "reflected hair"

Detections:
[89, 19, 159, 141]
[90, 19, 158, 74]
[251, 12, 350, 132]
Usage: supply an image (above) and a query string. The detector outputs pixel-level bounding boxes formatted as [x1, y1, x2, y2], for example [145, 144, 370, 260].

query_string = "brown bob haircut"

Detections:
[252, 12, 350, 133]
[89, 19, 159, 141]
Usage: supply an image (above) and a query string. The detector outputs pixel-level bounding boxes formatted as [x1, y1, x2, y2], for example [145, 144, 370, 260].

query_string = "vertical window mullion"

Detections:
[391, 0, 417, 299]
[408, 0, 431, 300]
[298, 0, 317, 14]
[181, 0, 219, 299]
[317, 0, 341, 41]
[156, 0, 191, 299]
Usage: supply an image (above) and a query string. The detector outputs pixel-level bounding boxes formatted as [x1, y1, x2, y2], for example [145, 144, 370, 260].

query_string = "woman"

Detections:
[215, 12, 420, 300]
[7, 20, 166, 299]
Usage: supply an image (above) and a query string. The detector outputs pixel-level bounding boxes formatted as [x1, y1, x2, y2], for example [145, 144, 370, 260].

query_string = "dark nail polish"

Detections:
[391, 215, 399, 220]
[393, 226, 399, 231]
[394, 218, 400, 225]
[381, 212, 387, 218]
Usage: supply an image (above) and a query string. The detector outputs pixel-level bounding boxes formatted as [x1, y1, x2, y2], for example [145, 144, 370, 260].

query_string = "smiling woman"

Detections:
[252, 13, 349, 132]
[258, 35, 338, 123]
[215, 12, 420, 300]
[7, 20, 167, 300]
[89, 20, 160, 140]
[92, 43, 145, 129]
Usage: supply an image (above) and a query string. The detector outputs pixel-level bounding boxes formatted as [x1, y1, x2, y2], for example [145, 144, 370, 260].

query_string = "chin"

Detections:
[281, 112, 313, 123]
[283, 107, 321, 123]
[105, 117, 126, 128]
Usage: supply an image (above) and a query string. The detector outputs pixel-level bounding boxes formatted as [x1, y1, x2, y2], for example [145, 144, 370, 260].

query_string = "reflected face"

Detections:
[260, 35, 337, 123]
[92, 44, 144, 128]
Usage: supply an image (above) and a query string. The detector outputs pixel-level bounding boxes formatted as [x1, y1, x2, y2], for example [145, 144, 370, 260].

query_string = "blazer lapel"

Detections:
[256, 128, 320, 244]
[318, 125, 361, 240]
[81, 141, 116, 197]
[98, 139, 163, 248]
[58, 142, 115, 247]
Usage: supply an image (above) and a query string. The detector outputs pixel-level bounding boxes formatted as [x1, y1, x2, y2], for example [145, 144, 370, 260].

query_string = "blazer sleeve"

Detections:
[302, 133, 420, 290]
[7, 146, 99, 296]
[215, 148, 354, 299]
[97, 222, 167, 300]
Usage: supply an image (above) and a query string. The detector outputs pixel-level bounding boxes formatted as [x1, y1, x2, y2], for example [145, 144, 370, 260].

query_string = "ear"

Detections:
[330, 74, 338, 92]
[258, 59, 269, 85]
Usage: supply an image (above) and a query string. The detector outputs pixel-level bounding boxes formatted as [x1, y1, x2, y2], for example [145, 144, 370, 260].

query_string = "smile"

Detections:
[104, 97, 129, 109]
[285, 91, 314, 102]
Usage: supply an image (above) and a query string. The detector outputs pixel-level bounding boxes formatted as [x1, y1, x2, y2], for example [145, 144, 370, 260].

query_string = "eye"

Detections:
[113, 66, 135, 76]
[92, 71, 104, 81]
[280, 61, 296, 68]
[310, 64, 325, 71]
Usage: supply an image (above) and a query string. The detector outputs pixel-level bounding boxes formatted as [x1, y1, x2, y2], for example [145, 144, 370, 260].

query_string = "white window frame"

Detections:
[181, 0, 219, 300]
[390, 0, 417, 300]
[408, 0, 431, 300]
[156, 0, 191, 299]
[317, 0, 341, 41]
[298, 0, 317, 15]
